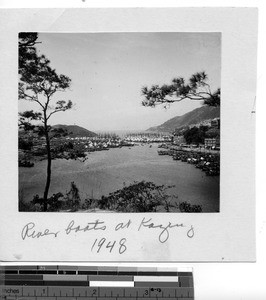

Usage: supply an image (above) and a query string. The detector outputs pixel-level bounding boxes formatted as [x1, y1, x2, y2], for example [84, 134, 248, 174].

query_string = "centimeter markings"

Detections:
[0, 297, 194, 299]
[0, 266, 194, 299]
[1, 287, 194, 299]
[0, 296, 194, 300]
[1, 266, 192, 275]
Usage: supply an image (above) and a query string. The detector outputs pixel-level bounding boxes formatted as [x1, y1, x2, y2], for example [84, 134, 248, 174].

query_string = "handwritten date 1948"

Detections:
[91, 237, 127, 254]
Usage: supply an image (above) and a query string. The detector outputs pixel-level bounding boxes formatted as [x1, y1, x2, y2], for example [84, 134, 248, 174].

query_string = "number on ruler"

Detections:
[92, 289, 97, 296]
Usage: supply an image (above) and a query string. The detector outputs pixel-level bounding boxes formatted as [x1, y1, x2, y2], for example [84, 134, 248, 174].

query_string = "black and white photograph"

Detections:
[18, 32, 221, 213]
[0, 7, 257, 263]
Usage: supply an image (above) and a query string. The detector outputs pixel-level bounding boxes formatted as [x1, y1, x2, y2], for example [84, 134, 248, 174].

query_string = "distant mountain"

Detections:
[53, 124, 97, 138]
[147, 106, 220, 133]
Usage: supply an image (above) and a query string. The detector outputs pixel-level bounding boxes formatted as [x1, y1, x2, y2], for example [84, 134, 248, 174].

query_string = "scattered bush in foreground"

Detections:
[178, 201, 202, 212]
[19, 181, 203, 213]
[19, 182, 81, 212]
[65, 181, 81, 211]
[32, 192, 65, 212]
[95, 181, 174, 212]
[19, 189, 41, 212]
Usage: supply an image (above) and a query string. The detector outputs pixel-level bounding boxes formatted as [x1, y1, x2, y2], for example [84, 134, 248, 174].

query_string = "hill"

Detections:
[52, 124, 97, 138]
[147, 106, 220, 133]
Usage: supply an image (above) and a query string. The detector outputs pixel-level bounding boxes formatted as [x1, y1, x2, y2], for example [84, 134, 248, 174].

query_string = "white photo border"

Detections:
[0, 7, 257, 262]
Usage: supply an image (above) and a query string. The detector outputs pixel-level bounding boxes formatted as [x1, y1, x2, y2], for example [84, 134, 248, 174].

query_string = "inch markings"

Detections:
[0, 266, 194, 299]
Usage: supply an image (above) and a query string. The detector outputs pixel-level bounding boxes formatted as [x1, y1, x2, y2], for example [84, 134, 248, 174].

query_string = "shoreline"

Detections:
[19, 144, 220, 212]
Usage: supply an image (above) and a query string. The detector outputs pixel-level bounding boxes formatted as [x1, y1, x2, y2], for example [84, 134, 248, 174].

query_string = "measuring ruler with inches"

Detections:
[0, 265, 194, 299]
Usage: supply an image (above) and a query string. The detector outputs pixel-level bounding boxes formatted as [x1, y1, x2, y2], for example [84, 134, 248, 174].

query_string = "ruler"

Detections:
[0, 266, 194, 299]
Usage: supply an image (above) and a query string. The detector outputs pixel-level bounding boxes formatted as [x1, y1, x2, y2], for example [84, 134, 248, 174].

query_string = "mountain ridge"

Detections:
[146, 106, 220, 133]
[52, 124, 97, 137]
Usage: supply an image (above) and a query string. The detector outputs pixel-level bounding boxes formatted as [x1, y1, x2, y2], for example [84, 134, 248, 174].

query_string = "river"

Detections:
[19, 144, 219, 212]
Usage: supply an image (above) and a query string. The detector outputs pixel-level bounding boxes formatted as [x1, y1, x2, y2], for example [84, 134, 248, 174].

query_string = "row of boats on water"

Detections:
[158, 149, 220, 176]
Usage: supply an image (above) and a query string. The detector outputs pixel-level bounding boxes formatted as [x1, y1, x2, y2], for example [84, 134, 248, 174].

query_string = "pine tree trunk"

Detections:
[43, 120, 51, 212]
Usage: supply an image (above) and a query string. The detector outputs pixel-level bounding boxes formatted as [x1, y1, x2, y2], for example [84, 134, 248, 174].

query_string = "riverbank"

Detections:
[158, 146, 220, 176]
[19, 144, 219, 212]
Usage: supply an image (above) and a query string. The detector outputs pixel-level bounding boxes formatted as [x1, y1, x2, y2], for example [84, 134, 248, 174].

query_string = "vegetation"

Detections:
[18, 136, 33, 151]
[205, 127, 220, 139]
[18, 32, 39, 75]
[182, 125, 220, 145]
[178, 201, 202, 213]
[19, 181, 202, 213]
[94, 181, 174, 212]
[52, 124, 97, 138]
[19, 33, 73, 211]
[141, 71, 220, 109]
[147, 105, 220, 133]
[183, 125, 209, 145]
[19, 182, 81, 212]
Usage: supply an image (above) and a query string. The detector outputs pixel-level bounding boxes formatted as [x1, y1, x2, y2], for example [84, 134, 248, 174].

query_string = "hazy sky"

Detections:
[19, 32, 221, 131]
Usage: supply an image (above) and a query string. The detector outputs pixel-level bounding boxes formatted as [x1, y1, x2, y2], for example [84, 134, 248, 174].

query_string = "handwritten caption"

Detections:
[21, 218, 194, 254]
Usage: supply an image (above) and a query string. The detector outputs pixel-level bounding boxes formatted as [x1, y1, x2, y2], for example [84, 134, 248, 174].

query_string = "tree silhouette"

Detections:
[141, 71, 220, 108]
[19, 33, 72, 211]
[18, 32, 40, 76]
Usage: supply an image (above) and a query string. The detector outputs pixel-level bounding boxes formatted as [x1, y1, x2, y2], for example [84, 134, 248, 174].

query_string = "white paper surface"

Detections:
[0, 8, 257, 262]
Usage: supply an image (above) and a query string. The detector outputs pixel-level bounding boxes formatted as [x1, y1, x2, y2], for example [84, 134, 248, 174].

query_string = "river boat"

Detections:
[158, 150, 169, 155]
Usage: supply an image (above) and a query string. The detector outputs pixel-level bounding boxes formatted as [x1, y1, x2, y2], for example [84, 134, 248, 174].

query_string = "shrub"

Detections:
[19, 189, 41, 212]
[31, 192, 64, 212]
[96, 181, 175, 212]
[19, 181, 203, 213]
[21, 182, 81, 212]
[65, 181, 81, 211]
[178, 201, 202, 212]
